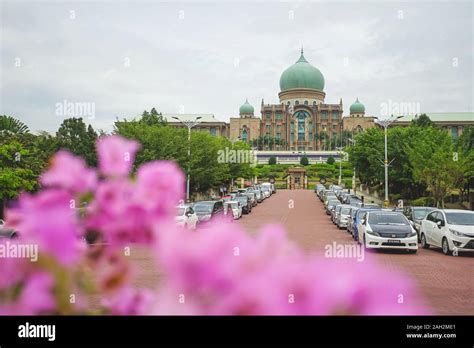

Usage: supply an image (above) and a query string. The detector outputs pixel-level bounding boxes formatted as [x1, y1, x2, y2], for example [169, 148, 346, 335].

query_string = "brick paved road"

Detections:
[102, 189, 472, 315]
[237, 189, 474, 315]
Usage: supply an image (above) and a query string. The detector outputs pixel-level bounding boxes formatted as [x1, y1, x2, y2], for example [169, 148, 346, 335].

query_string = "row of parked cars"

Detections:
[174, 183, 276, 229]
[316, 184, 474, 255]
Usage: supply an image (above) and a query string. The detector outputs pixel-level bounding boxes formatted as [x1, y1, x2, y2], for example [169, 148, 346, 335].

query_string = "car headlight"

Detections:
[449, 229, 465, 237]
[365, 229, 379, 236]
[408, 231, 417, 237]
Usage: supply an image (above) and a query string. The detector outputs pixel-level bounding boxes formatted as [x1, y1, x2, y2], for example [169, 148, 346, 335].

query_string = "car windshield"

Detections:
[237, 196, 247, 202]
[369, 213, 408, 225]
[341, 207, 351, 214]
[413, 208, 434, 219]
[193, 204, 213, 213]
[445, 212, 474, 225]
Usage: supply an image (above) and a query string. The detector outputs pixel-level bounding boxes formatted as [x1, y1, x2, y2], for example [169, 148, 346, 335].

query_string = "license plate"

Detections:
[387, 239, 401, 244]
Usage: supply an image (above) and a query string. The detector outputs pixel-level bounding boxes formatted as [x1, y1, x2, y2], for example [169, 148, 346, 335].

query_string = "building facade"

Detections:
[164, 50, 473, 145]
[229, 49, 374, 151]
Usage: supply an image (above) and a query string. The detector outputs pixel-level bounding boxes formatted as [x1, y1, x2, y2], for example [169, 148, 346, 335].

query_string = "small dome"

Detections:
[239, 99, 254, 115]
[279, 49, 325, 92]
[350, 98, 365, 114]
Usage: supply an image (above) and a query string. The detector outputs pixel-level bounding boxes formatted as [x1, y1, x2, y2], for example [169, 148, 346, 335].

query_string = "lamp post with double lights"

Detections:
[172, 116, 202, 202]
[374, 115, 403, 207]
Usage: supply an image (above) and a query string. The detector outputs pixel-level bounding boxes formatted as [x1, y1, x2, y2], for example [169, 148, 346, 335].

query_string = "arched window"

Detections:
[313, 101, 317, 106]
[304, 100, 308, 105]
[242, 128, 248, 142]
[287, 101, 291, 105]
[295, 100, 300, 105]
[294, 110, 309, 141]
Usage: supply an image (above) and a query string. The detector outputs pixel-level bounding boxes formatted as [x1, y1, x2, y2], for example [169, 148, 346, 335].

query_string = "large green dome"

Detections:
[239, 99, 254, 114]
[279, 50, 325, 92]
[350, 98, 365, 114]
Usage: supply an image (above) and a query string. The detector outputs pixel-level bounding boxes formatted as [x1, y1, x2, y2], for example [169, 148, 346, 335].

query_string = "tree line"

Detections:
[347, 115, 474, 207]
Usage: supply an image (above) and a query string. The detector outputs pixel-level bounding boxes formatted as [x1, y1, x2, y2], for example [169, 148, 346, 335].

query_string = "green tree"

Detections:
[411, 114, 434, 128]
[0, 140, 37, 218]
[56, 118, 98, 166]
[455, 126, 474, 204]
[0, 115, 29, 134]
[139, 107, 167, 126]
[406, 127, 463, 207]
[268, 156, 277, 165]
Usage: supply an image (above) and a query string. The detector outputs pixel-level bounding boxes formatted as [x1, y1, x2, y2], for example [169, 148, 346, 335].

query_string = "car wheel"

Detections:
[420, 233, 430, 249]
[442, 237, 452, 256]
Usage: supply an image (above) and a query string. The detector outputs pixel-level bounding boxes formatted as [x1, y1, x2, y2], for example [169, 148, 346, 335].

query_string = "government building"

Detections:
[165, 49, 473, 153]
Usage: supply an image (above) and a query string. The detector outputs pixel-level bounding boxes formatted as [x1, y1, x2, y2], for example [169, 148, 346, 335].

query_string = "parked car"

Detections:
[245, 192, 257, 207]
[174, 204, 199, 229]
[251, 189, 264, 203]
[347, 207, 359, 234]
[336, 205, 352, 229]
[353, 207, 382, 241]
[192, 200, 224, 223]
[331, 204, 343, 223]
[323, 192, 337, 206]
[403, 206, 436, 240]
[326, 199, 340, 215]
[235, 195, 252, 214]
[420, 209, 474, 255]
[0, 219, 18, 239]
[357, 211, 418, 253]
[224, 201, 242, 220]
[261, 182, 276, 195]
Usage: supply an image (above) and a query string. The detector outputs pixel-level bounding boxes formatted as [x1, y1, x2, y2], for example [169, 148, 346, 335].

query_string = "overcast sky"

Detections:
[1, 0, 473, 133]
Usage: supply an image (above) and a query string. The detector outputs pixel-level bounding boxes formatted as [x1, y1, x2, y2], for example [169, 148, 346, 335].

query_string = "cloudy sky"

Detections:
[1, 0, 472, 133]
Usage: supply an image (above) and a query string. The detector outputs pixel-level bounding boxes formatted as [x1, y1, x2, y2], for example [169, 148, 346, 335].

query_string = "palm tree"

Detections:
[0, 115, 29, 134]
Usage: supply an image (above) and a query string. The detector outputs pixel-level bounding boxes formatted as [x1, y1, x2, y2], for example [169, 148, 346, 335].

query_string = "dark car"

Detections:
[403, 206, 436, 240]
[235, 195, 252, 214]
[192, 200, 224, 223]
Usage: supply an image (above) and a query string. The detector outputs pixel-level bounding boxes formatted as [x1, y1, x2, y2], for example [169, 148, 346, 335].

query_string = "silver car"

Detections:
[336, 206, 352, 229]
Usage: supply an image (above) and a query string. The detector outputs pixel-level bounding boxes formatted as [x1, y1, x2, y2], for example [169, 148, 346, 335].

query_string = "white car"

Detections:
[175, 205, 199, 230]
[420, 209, 474, 255]
[224, 201, 242, 220]
[358, 211, 418, 253]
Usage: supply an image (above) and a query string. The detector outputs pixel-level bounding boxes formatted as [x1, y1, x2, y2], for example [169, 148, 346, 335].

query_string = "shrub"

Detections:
[268, 156, 276, 165]
[410, 197, 435, 206]
[300, 156, 309, 166]
[326, 156, 335, 165]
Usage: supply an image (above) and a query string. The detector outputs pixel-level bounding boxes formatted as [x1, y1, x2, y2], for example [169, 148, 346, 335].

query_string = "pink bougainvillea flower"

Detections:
[134, 161, 185, 217]
[40, 150, 97, 193]
[86, 179, 154, 246]
[97, 135, 140, 177]
[0, 271, 56, 315]
[155, 220, 429, 315]
[102, 286, 155, 315]
[6, 189, 81, 265]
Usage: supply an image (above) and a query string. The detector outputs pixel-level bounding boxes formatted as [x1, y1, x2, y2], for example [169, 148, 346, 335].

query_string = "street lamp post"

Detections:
[230, 136, 241, 190]
[375, 115, 403, 207]
[172, 116, 202, 202]
[336, 146, 343, 186]
[348, 137, 356, 193]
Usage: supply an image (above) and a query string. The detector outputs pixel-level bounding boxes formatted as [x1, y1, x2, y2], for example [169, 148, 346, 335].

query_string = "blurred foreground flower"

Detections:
[1, 135, 429, 315]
